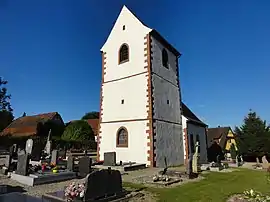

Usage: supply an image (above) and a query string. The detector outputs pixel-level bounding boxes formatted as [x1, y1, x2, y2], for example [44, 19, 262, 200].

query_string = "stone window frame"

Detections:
[118, 43, 129, 64]
[116, 127, 128, 147]
[162, 48, 169, 69]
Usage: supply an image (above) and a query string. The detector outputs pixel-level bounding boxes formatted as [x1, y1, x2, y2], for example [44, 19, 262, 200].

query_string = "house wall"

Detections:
[98, 6, 152, 166]
[182, 115, 208, 164]
[99, 120, 149, 164]
[101, 74, 148, 122]
[151, 36, 184, 167]
[225, 130, 238, 151]
[182, 116, 188, 161]
[186, 122, 208, 163]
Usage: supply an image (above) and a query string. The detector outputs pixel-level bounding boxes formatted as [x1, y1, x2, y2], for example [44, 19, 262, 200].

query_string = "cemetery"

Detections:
[0, 128, 251, 202]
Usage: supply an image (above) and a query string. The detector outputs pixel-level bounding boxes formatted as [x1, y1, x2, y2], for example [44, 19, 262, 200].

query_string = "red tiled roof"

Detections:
[67, 119, 100, 136]
[86, 119, 99, 136]
[1, 112, 58, 137]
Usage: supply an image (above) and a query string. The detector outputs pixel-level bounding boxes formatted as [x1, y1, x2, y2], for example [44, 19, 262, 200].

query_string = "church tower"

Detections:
[97, 6, 184, 167]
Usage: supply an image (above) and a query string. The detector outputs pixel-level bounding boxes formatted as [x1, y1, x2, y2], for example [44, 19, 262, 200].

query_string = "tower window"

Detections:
[162, 48, 169, 68]
[116, 127, 128, 147]
[119, 44, 129, 64]
[121, 99, 124, 104]
[123, 25, 125, 30]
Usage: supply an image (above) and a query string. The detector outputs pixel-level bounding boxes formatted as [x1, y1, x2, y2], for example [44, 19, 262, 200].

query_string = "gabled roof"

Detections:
[101, 5, 180, 57]
[182, 102, 207, 127]
[1, 112, 59, 137]
[207, 126, 232, 149]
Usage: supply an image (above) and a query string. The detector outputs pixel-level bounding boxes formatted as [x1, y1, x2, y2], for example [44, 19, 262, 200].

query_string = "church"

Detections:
[97, 5, 208, 167]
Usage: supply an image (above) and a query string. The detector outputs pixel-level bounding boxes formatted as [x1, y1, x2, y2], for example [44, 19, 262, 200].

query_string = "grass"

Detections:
[123, 168, 270, 202]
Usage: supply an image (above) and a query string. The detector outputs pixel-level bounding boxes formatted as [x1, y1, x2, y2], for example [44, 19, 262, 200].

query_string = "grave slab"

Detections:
[11, 171, 76, 186]
[94, 163, 146, 172]
[0, 192, 42, 202]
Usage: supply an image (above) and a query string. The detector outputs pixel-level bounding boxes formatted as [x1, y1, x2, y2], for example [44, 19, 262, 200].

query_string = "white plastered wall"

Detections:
[99, 6, 152, 165]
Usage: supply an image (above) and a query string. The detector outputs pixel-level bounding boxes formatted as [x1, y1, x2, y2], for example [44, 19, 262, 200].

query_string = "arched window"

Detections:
[116, 127, 128, 147]
[119, 44, 129, 64]
[162, 48, 169, 68]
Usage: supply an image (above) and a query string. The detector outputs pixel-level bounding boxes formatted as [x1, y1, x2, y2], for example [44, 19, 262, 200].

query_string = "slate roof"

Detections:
[181, 102, 207, 127]
[207, 126, 232, 149]
[0, 112, 59, 137]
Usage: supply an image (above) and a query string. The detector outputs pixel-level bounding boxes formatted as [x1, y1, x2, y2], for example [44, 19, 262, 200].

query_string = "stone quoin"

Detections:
[97, 5, 208, 167]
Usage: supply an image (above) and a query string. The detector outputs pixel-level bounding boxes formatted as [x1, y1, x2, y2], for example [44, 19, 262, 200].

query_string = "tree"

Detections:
[61, 120, 95, 142]
[0, 110, 13, 132]
[0, 77, 13, 112]
[81, 111, 99, 120]
[230, 143, 237, 160]
[0, 77, 14, 132]
[235, 110, 270, 158]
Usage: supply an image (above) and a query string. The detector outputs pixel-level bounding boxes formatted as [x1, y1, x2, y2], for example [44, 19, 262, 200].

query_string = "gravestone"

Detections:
[0, 154, 11, 168]
[236, 155, 239, 167]
[18, 149, 26, 156]
[51, 150, 59, 165]
[16, 154, 30, 176]
[192, 141, 200, 173]
[44, 129, 52, 155]
[58, 150, 66, 159]
[84, 169, 122, 200]
[256, 157, 260, 164]
[25, 139, 33, 154]
[78, 157, 92, 177]
[13, 144, 18, 154]
[103, 152, 116, 166]
[67, 155, 74, 172]
[30, 139, 43, 161]
[262, 155, 269, 169]
[9, 145, 14, 156]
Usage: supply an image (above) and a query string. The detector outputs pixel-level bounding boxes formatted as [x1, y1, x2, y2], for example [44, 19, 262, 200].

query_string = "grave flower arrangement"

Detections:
[243, 189, 270, 201]
[64, 182, 85, 202]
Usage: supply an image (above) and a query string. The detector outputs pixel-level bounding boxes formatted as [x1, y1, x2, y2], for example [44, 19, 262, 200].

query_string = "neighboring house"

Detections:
[207, 126, 238, 159]
[0, 112, 65, 138]
[98, 5, 183, 167]
[85, 119, 99, 142]
[181, 102, 208, 164]
[66, 119, 99, 142]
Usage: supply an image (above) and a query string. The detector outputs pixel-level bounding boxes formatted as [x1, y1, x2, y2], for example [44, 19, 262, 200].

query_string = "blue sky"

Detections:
[1, 0, 270, 127]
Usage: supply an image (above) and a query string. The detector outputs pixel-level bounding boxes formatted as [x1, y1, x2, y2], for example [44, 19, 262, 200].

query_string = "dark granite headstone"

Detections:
[67, 156, 74, 171]
[9, 145, 14, 156]
[103, 152, 116, 166]
[58, 150, 66, 159]
[16, 154, 30, 176]
[30, 140, 43, 161]
[0, 185, 7, 195]
[78, 157, 92, 177]
[84, 169, 122, 200]
[51, 150, 59, 165]
[0, 192, 42, 202]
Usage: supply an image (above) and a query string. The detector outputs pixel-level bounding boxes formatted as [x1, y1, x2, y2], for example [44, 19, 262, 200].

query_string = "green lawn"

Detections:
[124, 168, 270, 202]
